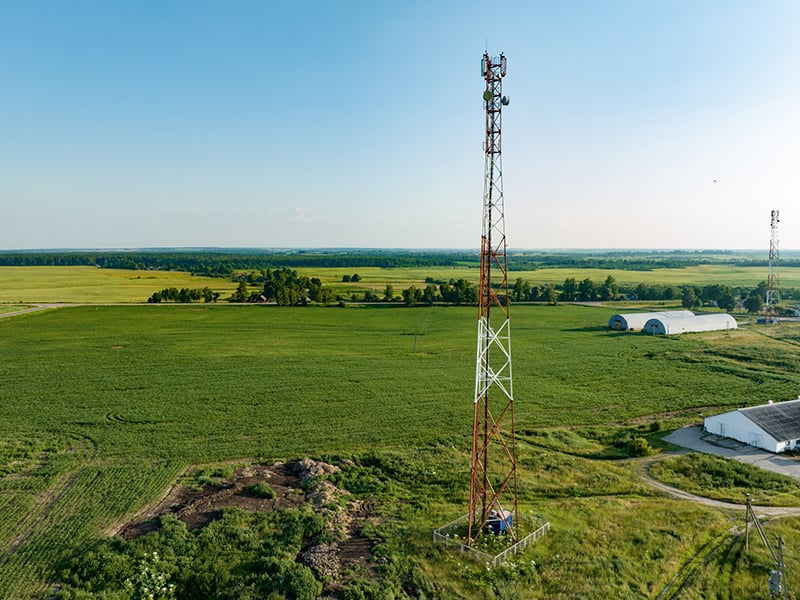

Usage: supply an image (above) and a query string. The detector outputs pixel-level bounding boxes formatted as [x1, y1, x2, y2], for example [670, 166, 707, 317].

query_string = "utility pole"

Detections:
[746, 494, 788, 599]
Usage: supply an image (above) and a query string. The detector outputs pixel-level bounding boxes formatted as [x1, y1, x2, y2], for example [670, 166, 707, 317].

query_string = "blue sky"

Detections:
[1, 1, 798, 250]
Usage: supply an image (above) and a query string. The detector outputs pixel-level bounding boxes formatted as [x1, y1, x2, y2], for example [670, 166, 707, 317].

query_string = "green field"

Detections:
[0, 266, 237, 303]
[2, 263, 800, 306]
[0, 305, 31, 314]
[314, 263, 800, 286]
[293, 264, 800, 297]
[2, 302, 800, 597]
[514, 263, 800, 288]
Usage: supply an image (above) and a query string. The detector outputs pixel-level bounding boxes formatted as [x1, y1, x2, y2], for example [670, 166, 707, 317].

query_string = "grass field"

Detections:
[0, 305, 31, 314]
[294, 264, 800, 299]
[3, 263, 800, 305]
[2, 303, 800, 596]
[0, 266, 237, 303]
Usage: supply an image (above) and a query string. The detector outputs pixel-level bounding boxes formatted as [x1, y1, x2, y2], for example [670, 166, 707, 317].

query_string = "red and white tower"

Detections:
[766, 209, 780, 323]
[468, 52, 518, 544]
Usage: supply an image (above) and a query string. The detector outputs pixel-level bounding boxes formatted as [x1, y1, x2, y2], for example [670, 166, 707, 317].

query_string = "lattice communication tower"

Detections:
[766, 209, 780, 323]
[468, 52, 518, 544]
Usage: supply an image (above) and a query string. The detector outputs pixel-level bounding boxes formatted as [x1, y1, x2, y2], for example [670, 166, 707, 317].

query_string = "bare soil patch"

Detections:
[116, 459, 382, 587]
[118, 461, 307, 538]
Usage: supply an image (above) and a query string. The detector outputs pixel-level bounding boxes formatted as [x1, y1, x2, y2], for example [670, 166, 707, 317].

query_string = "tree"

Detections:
[276, 286, 300, 306]
[577, 278, 596, 301]
[263, 268, 310, 306]
[662, 286, 680, 300]
[202, 287, 220, 303]
[744, 292, 764, 314]
[701, 284, 733, 307]
[512, 277, 531, 302]
[718, 292, 736, 313]
[598, 275, 618, 301]
[436, 279, 477, 305]
[544, 284, 558, 305]
[383, 284, 394, 302]
[318, 286, 336, 305]
[753, 280, 768, 300]
[307, 277, 323, 302]
[229, 281, 249, 303]
[561, 278, 578, 301]
[681, 287, 700, 309]
[351, 273, 361, 282]
[402, 285, 419, 305]
[422, 284, 438, 305]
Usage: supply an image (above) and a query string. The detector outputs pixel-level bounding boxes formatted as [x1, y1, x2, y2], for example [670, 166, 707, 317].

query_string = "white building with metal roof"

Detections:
[704, 398, 800, 453]
[643, 313, 737, 336]
[607, 310, 694, 332]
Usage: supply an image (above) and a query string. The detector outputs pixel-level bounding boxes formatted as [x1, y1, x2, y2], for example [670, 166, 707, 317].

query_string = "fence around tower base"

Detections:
[433, 514, 551, 566]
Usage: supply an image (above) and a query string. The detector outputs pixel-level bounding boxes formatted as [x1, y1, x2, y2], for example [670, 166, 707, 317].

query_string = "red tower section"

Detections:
[468, 52, 518, 544]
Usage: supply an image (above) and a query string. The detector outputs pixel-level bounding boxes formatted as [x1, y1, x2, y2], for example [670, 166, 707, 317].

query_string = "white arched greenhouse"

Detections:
[643, 313, 737, 335]
[607, 310, 694, 332]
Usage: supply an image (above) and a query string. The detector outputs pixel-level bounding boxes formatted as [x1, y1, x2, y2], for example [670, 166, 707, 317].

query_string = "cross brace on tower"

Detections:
[468, 52, 519, 544]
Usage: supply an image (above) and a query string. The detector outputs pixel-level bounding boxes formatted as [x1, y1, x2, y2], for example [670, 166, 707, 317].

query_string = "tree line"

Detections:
[5, 249, 800, 278]
[547, 276, 794, 314]
[223, 270, 483, 307]
[0, 250, 462, 277]
[147, 287, 221, 303]
[147, 270, 795, 313]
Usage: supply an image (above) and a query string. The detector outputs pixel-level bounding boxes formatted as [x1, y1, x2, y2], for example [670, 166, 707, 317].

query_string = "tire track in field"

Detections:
[0, 469, 83, 563]
[654, 529, 736, 600]
[0, 436, 97, 563]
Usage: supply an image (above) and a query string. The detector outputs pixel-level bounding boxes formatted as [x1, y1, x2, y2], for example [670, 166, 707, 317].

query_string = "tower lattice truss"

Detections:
[468, 52, 519, 544]
[766, 209, 780, 321]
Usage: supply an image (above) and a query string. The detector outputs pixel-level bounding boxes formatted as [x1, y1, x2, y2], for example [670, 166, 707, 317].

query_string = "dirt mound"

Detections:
[116, 459, 382, 587]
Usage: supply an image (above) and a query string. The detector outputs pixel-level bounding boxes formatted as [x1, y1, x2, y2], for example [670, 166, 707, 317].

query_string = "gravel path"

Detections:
[636, 450, 800, 518]
[0, 304, 65, 319]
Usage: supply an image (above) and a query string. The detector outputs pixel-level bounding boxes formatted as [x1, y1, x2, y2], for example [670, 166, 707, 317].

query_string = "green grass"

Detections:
[4, 263, 800, 305]
[0, 266, 237, 303]
[506, 264, 800, 288]
[3, 304, 800, 595]
[277, 264, 800, 302]
[0, 305, 32, 314]
[649, 453, 800, 506]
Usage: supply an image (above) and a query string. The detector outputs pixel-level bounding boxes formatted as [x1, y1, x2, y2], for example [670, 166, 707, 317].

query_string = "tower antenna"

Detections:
[766, 210, 780, 324]
[468, 51, 518, 544]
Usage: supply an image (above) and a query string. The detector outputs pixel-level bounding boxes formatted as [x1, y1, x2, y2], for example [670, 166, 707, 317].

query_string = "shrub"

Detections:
[247, 482, 277, 499]
[630, 436, 653, 457]
[282, 564, 322, 600]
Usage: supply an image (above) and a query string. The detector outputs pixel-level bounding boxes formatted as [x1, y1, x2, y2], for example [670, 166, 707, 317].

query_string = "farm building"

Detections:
[643, 313, 737, 335]
[607, 310, 694, 331]
[704, 398, 800, 453]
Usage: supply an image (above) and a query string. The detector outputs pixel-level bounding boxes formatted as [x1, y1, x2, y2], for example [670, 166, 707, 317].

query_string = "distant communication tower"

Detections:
[468, 52, 518, 544]
[766, 210, 780, 323]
